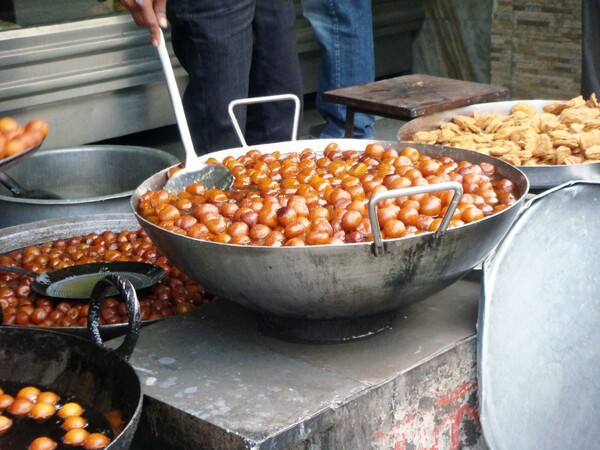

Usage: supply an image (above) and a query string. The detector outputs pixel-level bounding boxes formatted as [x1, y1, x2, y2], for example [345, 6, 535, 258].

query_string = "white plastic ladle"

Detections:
[156, 29, 234, 193]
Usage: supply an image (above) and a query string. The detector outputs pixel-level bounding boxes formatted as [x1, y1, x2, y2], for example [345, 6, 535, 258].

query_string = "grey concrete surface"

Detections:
[124, 272, 482, 448]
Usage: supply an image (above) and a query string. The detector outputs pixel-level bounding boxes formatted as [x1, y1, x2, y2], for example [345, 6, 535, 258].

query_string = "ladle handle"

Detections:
[368, 181, 464, 257]
[0, 264, 38, 278]
[228, 94, 301, 147]
[157, 29, 199, 168]
[87, 275, 141, 361]
[0, 172, 27, 197]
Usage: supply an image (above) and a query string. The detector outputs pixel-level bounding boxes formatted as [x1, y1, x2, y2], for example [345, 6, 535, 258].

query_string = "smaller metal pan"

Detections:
[0, 261, 166, 299]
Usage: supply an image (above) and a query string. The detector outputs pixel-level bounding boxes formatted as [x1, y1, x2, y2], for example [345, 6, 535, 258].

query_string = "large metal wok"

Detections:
[397, 100, 600, 190]
[0, 275, 143, 449]
[132, 139, 529, 320]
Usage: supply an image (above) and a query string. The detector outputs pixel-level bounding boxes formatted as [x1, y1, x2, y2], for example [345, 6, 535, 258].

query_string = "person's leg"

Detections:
[167, 0, 254, 154]
[301, 0, 375, 138]
[582, 0, 600, 98]
[245, 0, 304, 145]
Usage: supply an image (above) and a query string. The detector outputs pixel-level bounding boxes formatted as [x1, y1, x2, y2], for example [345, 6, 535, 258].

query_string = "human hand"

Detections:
[118, 0, 167, 47]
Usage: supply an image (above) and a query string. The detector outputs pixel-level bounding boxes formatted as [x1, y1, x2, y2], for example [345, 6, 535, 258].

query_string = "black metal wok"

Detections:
[0, 214, 155, 340]
[131, 139, 530, 320]
[0, 275, 143, 449]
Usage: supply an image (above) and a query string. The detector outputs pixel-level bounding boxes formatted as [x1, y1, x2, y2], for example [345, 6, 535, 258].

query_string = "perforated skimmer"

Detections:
[0, 262, 165, 299]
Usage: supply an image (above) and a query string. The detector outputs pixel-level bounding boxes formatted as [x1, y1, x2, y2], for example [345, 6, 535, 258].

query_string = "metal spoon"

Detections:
[0, 142, 42, 172]
[0, 172, 62, 200]
[156, 29, 234, 193]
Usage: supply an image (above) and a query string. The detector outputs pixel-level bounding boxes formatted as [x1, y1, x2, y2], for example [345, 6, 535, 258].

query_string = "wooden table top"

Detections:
[322, 74, 510, 120]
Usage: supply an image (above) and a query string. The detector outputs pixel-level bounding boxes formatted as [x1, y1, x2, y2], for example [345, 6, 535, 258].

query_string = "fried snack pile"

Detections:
[408, 94, 600, 166]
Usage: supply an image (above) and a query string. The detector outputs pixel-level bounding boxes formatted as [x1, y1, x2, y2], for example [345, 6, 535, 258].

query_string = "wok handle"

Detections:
[87, 275, 141, 361]
[227, 94, 301, 147]
[368, 181, 463, 257]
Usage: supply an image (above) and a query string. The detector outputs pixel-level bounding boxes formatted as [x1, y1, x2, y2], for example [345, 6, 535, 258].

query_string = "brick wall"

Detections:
[491, 0, 582, 100]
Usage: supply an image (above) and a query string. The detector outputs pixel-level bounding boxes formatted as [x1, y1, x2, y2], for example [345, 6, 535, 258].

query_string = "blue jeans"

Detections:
[302, 0, 375, 138]
[167, 0, 303, 154]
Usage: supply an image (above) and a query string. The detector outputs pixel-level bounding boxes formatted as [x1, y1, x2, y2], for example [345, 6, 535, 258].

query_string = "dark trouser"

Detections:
[582, 0, 600, 98]
[167, 0, 303, 155]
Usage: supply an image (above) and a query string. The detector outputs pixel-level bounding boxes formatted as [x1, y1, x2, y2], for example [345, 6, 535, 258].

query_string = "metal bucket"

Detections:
[478, 181, 600, 449]
[132, 139, 529, 320]
[0, 146, 179, 228]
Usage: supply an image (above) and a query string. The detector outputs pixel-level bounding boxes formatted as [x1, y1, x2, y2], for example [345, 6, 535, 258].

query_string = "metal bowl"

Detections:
[132, 139, 529, 320]
[397, 100, 600, 190]
[0, 146, 179, 228]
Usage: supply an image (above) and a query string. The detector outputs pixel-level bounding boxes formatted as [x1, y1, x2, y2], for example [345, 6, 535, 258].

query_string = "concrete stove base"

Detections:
[125, 271, 485, 449]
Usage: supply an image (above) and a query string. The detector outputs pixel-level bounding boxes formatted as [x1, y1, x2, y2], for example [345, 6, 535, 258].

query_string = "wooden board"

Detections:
[322, 74, 509, 120]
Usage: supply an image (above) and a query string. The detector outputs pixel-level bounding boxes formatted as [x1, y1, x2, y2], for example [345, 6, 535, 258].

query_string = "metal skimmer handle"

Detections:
[0, 264, 38, 278]
[157, 29, 199, 169]
[368, 181, 464, 257]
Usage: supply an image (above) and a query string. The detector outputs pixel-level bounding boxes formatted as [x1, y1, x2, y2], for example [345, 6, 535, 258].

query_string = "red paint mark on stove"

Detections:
[433, 380, 480, 449]
[436, 379, 477, 408]
[373, 378, 481, 450]
[394, 441, 405, 450]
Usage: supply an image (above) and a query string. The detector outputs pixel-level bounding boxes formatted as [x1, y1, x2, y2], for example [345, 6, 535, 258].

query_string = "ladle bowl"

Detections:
[0, 262, 165, 299]
[0, 142, 42, 172]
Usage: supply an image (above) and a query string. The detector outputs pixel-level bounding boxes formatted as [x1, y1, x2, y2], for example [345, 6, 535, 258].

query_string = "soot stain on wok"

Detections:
[382, 238, 430, 289]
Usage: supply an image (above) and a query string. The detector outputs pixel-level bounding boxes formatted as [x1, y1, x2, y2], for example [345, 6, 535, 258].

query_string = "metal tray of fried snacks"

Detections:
[398, 98, 600, 189]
